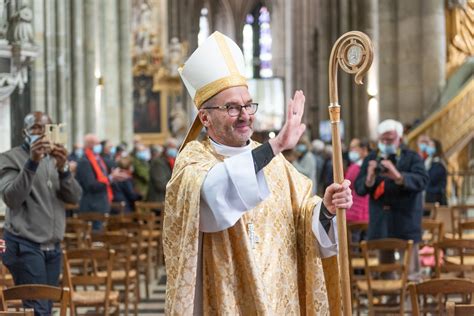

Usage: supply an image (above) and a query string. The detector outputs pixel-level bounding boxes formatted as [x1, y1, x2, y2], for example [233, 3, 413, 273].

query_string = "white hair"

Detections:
[311, 139, 325, 153]
[377, 119, 404, 137]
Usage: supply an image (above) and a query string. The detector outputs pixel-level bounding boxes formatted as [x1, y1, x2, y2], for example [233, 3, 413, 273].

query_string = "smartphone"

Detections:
[44, 123, 67, 146]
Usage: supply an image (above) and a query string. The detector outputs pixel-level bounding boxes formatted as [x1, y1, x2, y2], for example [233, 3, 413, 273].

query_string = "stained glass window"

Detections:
[243, 5, 272, 78]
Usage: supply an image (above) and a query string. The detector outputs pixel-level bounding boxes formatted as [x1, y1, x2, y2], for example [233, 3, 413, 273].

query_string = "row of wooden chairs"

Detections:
[348, 219, 474, 315]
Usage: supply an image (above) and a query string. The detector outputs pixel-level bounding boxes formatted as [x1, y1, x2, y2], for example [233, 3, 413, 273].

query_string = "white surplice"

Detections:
[200, 139, 338, 257]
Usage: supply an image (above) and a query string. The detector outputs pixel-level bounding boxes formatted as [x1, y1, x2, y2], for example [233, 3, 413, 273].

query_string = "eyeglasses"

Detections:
[201, 102, 258, 117]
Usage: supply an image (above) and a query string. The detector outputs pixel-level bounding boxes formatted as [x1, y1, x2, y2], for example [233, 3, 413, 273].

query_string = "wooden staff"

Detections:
[328, 31, 374, 316]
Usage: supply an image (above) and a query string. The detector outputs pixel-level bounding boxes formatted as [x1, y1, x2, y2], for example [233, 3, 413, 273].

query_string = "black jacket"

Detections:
[75, 156, 110, 213]
[355, 146, 429, 243]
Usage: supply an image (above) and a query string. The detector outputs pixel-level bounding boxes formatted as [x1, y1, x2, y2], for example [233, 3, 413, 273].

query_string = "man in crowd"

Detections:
[163, 31, 353, 315]
[0, 112, 82, 315]
[147, 138, 178, 203]
[75, 134, 128, 229]
[132, 142, 150, 197]
[355, 119, 429, 281]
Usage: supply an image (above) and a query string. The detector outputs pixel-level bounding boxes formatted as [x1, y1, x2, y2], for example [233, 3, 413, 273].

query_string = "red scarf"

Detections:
[85, 148, 113, 202]
[167, 157, 175, 170]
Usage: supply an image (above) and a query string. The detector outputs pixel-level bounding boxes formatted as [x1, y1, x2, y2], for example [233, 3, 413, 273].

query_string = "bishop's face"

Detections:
[199, 86, 255, 147]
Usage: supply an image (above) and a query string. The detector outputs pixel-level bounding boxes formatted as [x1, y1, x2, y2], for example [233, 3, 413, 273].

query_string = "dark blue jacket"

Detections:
[355, 147, 429, 243]
[112, 179, 141, 212]
[425, 157, 447, 205]
[75, 156, 110, 213]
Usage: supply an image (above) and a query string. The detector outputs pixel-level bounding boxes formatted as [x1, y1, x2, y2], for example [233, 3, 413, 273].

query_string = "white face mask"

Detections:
[348, 151, 360, 162]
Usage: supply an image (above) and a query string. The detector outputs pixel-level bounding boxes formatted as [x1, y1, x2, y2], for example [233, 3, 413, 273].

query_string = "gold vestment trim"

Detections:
[215, 32, 239, 75]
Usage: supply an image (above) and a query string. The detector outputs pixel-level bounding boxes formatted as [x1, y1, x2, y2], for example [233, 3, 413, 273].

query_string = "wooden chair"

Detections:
[423, 202, 440, 219]
[459, 220, 474, 240]
[110, 202, 126, 216]
[106, 221, 150, 299]
[357, 238, 413, 316]
[63, 248, 119, 316]
[408, 278, 474, 315]
[449, 205, 474, 239]
[1, 285, 69, 316]
[91, 232, 139, 316]
[435, 239, 474, 278]
[63, 218, 92, 249]
[134, 201, 165, 277]
[446, 301, 474, 316]
[346, 222, 373, 315]
[0, 311, 34, 316]
[75, 212, 109, 231]
[419, 219, 444, 275]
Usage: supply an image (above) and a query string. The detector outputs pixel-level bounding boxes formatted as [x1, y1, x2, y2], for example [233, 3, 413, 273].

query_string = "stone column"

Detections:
[55, 0, 71, 143]
[44, 0, 57, 120]
[71, 0, 86, 145]
[102, 0, 120, 143]
[378, 0, 398, 120]
[119, 0, 133, 146]
[357, 0, 379, 139]
[397, 0, 423, 124]
[31, 0, 46, 112]
[421, 0, 446, 116]
[84, 0, 97, 134]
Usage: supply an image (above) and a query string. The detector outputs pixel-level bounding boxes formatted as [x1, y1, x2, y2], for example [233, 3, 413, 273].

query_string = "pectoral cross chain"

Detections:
[247, 223, 260, 249]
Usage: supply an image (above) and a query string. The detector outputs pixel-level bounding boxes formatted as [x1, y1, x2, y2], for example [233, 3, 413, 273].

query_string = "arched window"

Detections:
[243, 5, 273, 78]
[198, 7, 210, 46]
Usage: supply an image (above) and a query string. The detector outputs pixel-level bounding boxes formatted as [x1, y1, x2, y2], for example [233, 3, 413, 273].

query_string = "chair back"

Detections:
[446, 301, 474, 316]
[64, 218, 92, 249]
[63, 248, 115, 313]
[424, 202, 440, 219]
[0, 311, 34, 316]
[450, 205, 474, 238]
[360, 238, 413, 315]
[1, 285, 69, 316]
[435, 239, 474, 278]
[459, 220, 474, 240]
[408, 278, 474, 316]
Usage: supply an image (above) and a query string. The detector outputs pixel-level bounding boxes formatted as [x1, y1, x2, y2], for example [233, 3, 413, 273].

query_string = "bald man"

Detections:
[75, 134, 128, 230]
[0, 112, 82, 315]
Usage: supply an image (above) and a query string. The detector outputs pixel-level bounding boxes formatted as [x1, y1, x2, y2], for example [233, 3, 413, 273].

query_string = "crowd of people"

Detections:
[0, 30, 451, 315]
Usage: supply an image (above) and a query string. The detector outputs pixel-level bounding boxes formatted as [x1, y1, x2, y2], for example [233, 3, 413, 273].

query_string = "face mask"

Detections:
[378, 142, 396, 155]
[137, 150, 151, 161]
[348, 151, 360, 162]
[166, 148, 178, 158]
[93, 144, 102, 155]
[74, 148, 84, 158]
[26, 134, 41, 145]
[418, 143, 428, 153]
[296, 144, 307, 153]
[110, 146, 116, 156]
[426, 146, 436, 157]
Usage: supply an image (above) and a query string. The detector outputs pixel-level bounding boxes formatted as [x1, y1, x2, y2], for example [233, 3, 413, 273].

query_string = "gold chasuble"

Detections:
[164, 139, 340, 315]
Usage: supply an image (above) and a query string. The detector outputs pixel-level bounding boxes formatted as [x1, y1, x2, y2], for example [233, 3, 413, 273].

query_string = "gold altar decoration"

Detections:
[446, 0, 474, 77]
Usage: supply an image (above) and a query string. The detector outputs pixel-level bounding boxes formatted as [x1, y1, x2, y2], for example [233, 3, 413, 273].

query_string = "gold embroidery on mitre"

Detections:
[194, 74, 247, 108]
[214, 32, 240, 75]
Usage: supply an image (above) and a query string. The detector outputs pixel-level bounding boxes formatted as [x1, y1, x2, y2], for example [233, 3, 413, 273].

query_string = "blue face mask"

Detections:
[418, 143, 428, 153]
[110, 146, 116, 156]
[137, 150, 151, 161]
[93, 144, 102, 155]
[26, 134, 41, 145]
[426, 146, 436, 157]
[74, 148, 84, 158]
[378, 142, 397, 155]
[166, 148, 178, 158]
[296, 144, 307, 153]
[348, 151, 360, 162]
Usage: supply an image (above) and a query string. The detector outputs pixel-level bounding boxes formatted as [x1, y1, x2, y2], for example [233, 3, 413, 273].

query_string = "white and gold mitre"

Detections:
[178, 31, 247, 151]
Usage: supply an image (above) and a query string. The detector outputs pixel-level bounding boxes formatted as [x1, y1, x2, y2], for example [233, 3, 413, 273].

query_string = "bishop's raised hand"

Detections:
[269, 90, 307, 155]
